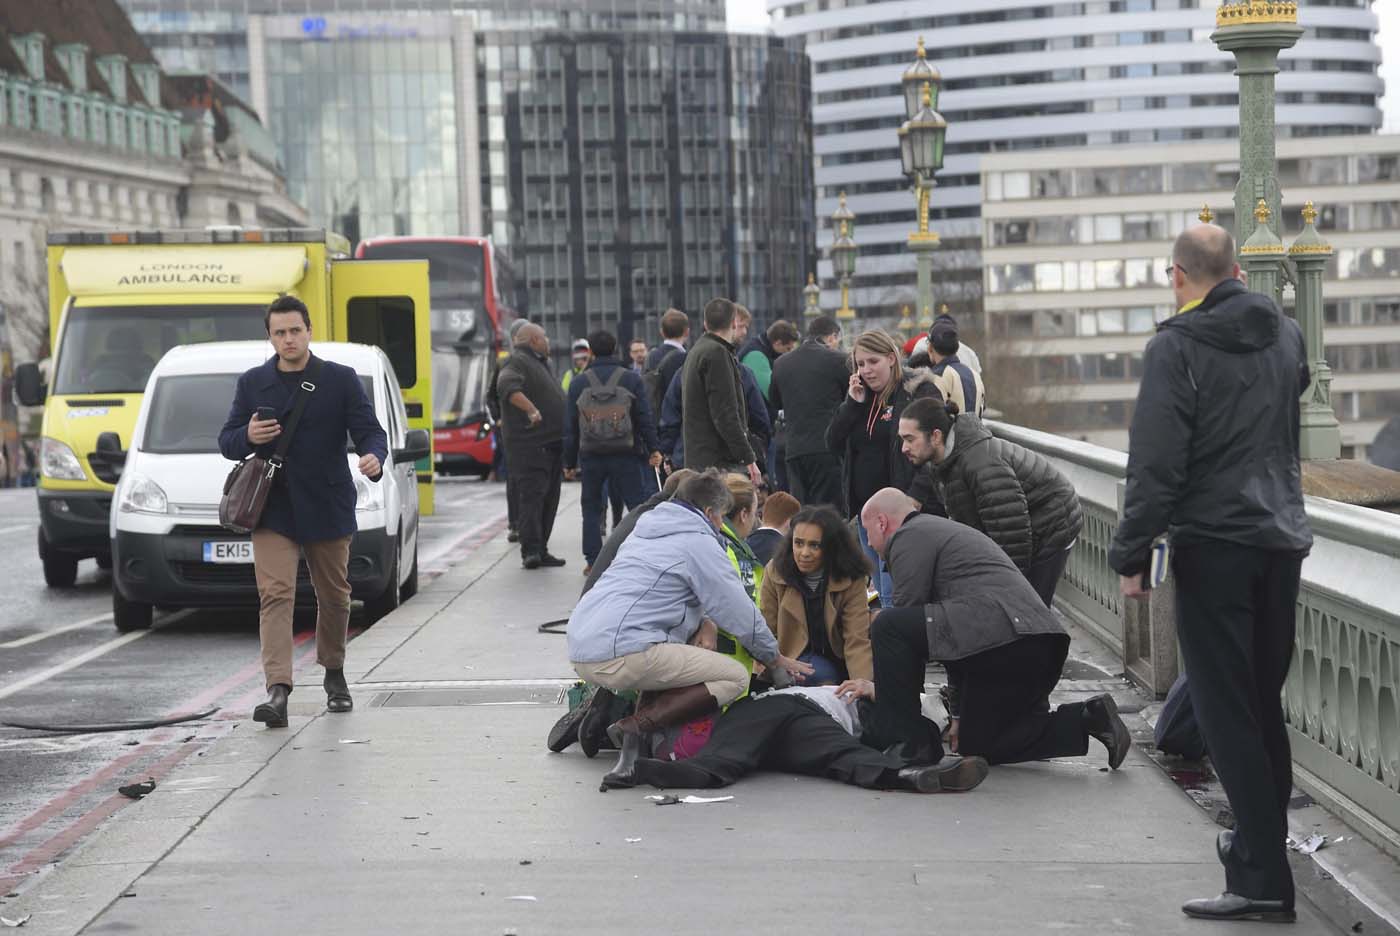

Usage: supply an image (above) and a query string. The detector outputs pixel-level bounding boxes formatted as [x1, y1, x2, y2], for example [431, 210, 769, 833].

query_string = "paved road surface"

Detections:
[0, 479, 507, 891]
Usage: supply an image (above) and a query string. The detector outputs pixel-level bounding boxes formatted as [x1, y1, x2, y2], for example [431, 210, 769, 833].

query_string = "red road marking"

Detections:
[0, 740, 199, 890]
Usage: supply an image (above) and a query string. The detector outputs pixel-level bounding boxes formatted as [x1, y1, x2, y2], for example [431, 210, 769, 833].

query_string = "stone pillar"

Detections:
[1240, 198, 1285, 298]
[1290, 202, 1343, 459]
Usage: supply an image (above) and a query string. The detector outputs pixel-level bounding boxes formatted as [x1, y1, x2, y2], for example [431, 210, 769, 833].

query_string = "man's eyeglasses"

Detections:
[1163, 262, 1188, 281]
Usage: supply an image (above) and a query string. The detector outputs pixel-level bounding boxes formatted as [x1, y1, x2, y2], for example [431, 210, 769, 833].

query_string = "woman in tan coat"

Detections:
[760, 506, 874, 684]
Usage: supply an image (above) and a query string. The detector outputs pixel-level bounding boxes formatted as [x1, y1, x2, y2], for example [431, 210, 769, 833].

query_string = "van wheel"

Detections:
[113, 588, 153, 633]
[399, 542, 419, 602]
[39, 529, 78, 588]
[363, 542, 401, 624]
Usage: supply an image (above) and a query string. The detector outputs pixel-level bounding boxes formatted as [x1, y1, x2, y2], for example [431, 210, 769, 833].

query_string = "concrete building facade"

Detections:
[768, 0, 1383, 330]
[980, 133, 1400, 459]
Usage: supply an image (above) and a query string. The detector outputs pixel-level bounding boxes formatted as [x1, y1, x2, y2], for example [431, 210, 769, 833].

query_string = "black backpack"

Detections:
[578, 368, 636, 455]
[642, 346, 679, 421]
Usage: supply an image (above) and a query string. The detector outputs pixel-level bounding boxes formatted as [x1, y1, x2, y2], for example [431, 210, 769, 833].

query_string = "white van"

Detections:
[108, 341, 427, 633]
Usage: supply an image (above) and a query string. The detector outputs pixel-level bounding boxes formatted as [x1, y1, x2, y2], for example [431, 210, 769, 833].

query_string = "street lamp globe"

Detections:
[899, 82, 947, 178]
[803, 272, 821, 318]
[831, 190, 855, 235]
[902, 36, 941, 120]
[830, 219, 857, 279]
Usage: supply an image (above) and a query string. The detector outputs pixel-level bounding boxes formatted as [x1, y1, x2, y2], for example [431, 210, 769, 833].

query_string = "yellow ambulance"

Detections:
[13, 227, 434, 587]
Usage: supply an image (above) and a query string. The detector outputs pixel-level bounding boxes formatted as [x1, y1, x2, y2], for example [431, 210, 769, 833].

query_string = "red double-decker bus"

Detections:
[355, 236, 517, 478]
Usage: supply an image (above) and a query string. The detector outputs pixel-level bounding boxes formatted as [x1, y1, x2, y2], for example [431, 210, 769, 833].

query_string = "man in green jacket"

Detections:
[681, 298, 760, 485]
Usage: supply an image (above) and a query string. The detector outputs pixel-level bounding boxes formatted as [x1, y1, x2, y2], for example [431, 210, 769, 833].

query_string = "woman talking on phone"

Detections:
[825, 329, 943, 605]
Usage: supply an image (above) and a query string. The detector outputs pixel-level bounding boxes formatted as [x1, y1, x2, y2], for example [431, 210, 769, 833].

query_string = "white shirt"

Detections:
[663, 339, 686, 352]
[754, 685, 861, 736]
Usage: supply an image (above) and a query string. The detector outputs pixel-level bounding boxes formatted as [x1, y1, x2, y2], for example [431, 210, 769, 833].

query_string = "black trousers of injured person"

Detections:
[1173, 543, 1303, 906]
[869, 608, 1088, 765]
[645, 694, 907, 789]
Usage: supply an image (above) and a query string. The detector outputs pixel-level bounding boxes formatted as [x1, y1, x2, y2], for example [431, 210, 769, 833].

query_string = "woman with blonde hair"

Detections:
[825, 329, 943, 604]
[718, 473, 763, 603]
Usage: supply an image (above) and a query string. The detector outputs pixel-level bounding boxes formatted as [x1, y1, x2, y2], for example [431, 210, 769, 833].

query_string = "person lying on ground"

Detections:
[855, 488, 1131, 770]
[566, 469, 813, 790]
[759, 505, 873, 685]
[628, 682, 987, 794]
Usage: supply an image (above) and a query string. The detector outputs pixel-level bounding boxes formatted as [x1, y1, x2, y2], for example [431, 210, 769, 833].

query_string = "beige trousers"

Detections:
[252, 529, 352, 689]
[573, 642, 750, 707]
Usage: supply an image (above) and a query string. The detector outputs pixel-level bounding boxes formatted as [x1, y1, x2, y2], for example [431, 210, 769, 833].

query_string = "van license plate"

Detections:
[203, 541, 254, 563]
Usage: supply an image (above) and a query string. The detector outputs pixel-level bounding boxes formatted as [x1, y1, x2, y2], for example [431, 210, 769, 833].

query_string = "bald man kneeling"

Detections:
[841, 488, 1130, 769]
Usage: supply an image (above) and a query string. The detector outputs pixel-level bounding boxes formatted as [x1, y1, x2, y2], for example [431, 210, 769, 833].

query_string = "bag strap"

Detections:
[582, 369, 602, 391]
[603, 367, 625, 389]
[270, 357, 323, 467]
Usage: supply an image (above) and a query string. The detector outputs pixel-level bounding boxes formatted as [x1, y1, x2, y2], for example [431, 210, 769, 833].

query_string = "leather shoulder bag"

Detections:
[219, 359, 322, 534]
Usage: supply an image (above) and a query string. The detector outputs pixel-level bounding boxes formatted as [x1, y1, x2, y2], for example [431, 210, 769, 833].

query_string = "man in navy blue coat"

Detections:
[562, 329, 663, 574]
[219, 295, 388, 727]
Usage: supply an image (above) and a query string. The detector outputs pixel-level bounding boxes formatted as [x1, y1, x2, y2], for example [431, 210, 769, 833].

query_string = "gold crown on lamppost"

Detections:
[1199, 204, 1215, 224]
[1215, 1, 1298, 28]
[1290, 201, 1333, 257]
[1253, 199, 1272, 224]
[1301, 202, 1318, 225]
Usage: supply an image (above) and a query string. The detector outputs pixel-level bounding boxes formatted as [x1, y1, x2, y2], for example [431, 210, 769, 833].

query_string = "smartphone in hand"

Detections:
[255, 406, 277, 422]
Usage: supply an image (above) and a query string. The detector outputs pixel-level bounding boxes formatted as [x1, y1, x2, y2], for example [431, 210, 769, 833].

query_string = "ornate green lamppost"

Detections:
[899, 38, 947, 324]
[829, 193, 858, 322]
[1212, 0, 1339, 459]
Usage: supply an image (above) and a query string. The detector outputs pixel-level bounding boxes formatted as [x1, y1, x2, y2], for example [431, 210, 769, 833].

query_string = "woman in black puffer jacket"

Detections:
[901, 398, 1082, 607]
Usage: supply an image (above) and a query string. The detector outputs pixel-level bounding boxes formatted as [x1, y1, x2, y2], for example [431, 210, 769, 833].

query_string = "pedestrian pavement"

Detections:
[0, 486, 1349, 934]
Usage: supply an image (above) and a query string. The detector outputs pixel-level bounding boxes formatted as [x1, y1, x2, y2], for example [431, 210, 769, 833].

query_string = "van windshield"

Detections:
[143, 374, 241, 454]
[53, 304, 266, 395]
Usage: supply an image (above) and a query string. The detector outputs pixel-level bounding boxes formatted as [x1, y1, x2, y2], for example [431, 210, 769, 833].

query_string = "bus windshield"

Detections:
[359, 240, 486, 347]
[431, 347, 491, 428]
[53, 304, 266, 396]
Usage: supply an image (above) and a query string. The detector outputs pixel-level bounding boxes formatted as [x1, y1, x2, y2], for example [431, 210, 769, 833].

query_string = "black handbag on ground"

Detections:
[218, 359, 322, 534]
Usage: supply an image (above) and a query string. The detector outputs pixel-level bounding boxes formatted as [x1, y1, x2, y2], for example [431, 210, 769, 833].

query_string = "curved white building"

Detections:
[769, 0, 1383, 325]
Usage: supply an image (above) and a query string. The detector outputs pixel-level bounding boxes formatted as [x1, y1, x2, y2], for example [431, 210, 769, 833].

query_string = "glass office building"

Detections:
[258, 17, 461, 242]
[121, 0, 728, 107]
[477, 30, 814, 345]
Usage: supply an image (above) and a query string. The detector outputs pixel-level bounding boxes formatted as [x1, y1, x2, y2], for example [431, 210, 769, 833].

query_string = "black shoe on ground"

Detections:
[1217, 828, 1234, 866]
[1181, 893, 1295, 923]
[547, 704, 587, 753]
[522, 553, 542, 570]
[1083, 693, 1131, 769]
[577, 688, 616, 759]
[253, 684, 291, 728]
[324, 668, 353, 713]
[539, 553, 567, 567]
[895, 755, 989, 793]
[507, 529, 519, 543]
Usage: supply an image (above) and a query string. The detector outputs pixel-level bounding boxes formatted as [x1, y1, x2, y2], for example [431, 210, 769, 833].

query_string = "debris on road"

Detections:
[0, 915, 30, 928]
[1287, 833, 1327, 854]
[339, 739, 371, 745]
[625, 837, 642, 843]
[506, 896, 537, 902]
[645, 794, 734, 806]
[118, 779, 157, 799]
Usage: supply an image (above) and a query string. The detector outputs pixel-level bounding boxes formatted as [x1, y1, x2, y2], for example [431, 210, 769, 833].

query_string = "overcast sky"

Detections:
[728, 1, 1399, 131]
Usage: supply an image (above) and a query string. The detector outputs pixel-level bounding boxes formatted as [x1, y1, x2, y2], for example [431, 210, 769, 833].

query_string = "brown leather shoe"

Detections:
[600, 685, 718, 791]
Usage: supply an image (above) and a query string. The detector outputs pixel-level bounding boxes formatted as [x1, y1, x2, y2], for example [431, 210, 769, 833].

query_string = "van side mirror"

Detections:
[15, 363, 45, 406]
[393, 429, 430, 465]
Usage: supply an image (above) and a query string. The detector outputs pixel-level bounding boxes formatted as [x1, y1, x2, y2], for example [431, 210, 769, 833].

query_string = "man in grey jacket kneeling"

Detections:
[568, 469, 812, 790]
[853, 488, 1131, 770]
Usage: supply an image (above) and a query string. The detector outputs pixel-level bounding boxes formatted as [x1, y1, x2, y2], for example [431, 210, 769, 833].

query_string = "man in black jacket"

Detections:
[496, 323, 568, 569]
[1109, 225, 1312, 924]
[852, 488, 1130, 772]
[681, 298, 759, 484]
[770, 316, 848, 511]
[900, 401, 1082, 606]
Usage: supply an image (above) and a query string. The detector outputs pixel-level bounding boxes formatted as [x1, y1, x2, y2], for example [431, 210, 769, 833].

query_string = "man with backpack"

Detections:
[564, 330, 663, 576]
